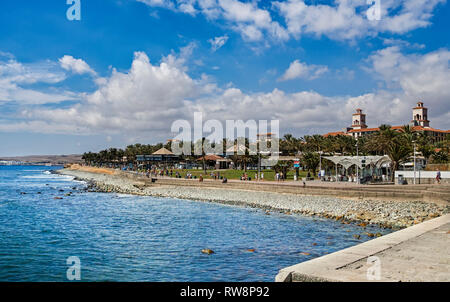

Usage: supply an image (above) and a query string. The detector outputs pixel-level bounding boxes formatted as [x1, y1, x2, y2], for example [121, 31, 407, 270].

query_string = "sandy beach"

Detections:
[57, 167, 448, 229]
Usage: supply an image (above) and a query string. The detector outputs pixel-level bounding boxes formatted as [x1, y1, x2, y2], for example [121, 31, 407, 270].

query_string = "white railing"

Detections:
[395, 170, 450, 179]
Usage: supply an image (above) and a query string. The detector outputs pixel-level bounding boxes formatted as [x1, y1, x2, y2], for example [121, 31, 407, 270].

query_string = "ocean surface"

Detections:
[0, 165, 391, 282]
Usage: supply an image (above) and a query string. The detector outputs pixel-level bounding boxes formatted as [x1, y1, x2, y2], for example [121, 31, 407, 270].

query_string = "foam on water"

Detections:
[21, 174, 74, 181]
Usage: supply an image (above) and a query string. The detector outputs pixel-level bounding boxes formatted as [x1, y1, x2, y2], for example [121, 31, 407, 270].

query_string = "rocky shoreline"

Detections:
[58, 169, 448, 229]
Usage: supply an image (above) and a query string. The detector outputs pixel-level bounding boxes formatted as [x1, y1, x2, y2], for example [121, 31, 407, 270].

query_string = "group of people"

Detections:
[141, 167, 444, 184]
[145, 168, 174, 178]
[209, 172, 221, 180]
[275, 172, 285, 181]
[239, 172, 265, 181]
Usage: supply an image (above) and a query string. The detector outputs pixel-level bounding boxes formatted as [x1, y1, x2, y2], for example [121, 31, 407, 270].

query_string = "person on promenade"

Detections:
[199, 174, 203, 182]
[261, 172, 264, 181]
[436, 169, 441, 184]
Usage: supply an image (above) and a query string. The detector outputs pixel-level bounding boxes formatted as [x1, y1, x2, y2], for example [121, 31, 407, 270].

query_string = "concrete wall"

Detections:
[395, 170, 450, 184]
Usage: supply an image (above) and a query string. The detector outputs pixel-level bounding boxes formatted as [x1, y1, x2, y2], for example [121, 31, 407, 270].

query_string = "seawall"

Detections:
[276, 214, 450, 282]
[57, 168, 449, 229]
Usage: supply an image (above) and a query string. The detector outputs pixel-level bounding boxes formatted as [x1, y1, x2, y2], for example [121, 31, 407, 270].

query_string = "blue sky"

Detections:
[0, 0, 449, 156]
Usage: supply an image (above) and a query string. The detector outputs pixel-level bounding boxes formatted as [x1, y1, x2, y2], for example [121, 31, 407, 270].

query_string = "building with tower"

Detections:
[351, 109, 367, 130]
[411, 101, 430, 127]
[323, 101, 449, 142]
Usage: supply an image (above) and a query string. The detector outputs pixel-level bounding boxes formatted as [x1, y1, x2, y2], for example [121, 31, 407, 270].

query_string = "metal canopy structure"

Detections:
[322, 155, 392, 183]
[323, 156, 391, 169]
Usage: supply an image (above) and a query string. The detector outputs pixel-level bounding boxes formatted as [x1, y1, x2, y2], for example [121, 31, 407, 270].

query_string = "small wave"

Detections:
[21, 174, 75, 181]
[115, 193, 133, 198]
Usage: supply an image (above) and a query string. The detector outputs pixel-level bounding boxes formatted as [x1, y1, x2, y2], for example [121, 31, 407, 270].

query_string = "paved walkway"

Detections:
[276, 214, 450, 282]
[138, 172, 440, 189]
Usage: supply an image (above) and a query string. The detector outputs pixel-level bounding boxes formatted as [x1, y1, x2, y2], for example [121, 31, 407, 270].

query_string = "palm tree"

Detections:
[304, 134, 324, 153]
[194, 137, 208, 174]
[365, 125, 412, 181]
[432, 150, 449, 163]
[280, 134, 300, 155]
[300, 151, 320, 177]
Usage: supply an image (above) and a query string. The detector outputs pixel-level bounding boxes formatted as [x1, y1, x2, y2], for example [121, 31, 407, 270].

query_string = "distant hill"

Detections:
[0, 154, 83, 165]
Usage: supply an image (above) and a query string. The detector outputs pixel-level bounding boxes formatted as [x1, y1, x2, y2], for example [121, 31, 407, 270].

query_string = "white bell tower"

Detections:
[351, 109, 367, 130]
[411, 101, 430, 127]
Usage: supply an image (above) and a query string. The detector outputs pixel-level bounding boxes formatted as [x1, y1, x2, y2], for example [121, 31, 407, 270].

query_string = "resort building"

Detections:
[324, 101, 449, 142]
[136, 147, 179, 165]
[257, 133, 276, 143]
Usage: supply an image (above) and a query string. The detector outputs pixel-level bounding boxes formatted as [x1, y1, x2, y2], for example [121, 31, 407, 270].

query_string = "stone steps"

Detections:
[426, 186, 450, 193]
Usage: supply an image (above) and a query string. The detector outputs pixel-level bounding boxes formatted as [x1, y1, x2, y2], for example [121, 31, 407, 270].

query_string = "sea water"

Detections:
[0, 165, 391, 281]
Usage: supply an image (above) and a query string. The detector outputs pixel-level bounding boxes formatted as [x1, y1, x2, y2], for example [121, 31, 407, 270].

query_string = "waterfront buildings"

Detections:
[324, 101, 449, 142]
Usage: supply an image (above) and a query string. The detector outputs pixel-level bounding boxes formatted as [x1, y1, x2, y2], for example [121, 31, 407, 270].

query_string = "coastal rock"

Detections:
[201, 249, 214, 255]
[57, 169, 449, 229]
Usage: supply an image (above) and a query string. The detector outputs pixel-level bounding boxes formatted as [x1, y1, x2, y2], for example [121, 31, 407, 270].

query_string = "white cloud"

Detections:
[279, 60, 328, 81]
[59, 55, 96, 76]
[217, 0, 289, 41]
[366, 46, 450, 118]
[382, 38, 425, 50]
[161, 42, 197, 71]
[0, 57, 77, 104]
[137, 0, 289, 42]
[208, 35, 229, 51]
[1, 46, 449, 138]
[275, 0, 446, 41]
[7, 49, 208, 135]
[137, 0, 445, 43]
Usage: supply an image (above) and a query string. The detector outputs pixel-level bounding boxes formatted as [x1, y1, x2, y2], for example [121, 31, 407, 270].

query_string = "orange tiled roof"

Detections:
[348, 125, 449, 134]
[323, 131, 349, 137]
[411, 126, 449, 133]
[348, 127, 380, 133]
[197, 154, 224, 161]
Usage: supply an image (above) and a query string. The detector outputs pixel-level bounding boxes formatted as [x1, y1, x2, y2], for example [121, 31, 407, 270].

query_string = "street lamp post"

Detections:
[318, 149, 323, 180]
[413, 140, 416, 185]
[258, 151, 261, 182]
[356, 140, 359, 185]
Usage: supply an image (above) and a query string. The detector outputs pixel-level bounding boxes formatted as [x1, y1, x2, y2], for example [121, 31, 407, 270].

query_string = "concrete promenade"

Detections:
[276, 214, 450, 282]
[121, 171, 450, 204]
